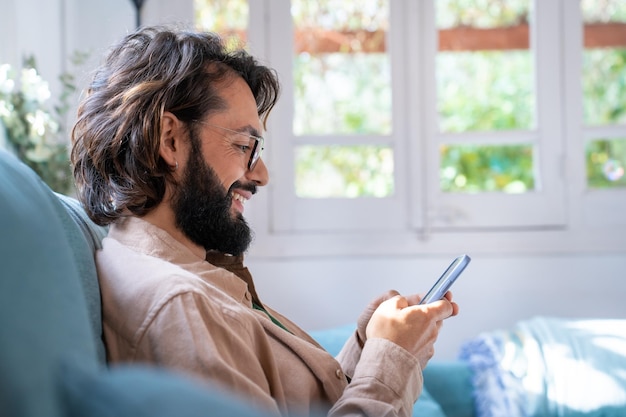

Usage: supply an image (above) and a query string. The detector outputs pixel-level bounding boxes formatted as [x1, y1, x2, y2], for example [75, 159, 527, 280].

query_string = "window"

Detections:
[265, 0, 409, 233]
[195, 0, 626, 256]
[573, 0, 626, 226]
[195, 0, 248, 47]
[581, 0, 626, 190]
[436, 0, 535, 195]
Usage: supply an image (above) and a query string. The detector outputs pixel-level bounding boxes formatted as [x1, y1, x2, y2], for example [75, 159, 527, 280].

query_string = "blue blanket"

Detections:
[459, 317, 626, 417]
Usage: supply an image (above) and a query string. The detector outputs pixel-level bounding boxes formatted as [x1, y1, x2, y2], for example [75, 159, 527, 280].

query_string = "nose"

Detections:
[246, 157, 269, 186]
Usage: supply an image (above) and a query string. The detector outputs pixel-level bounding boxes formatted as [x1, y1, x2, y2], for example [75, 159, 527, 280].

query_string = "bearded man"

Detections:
[71, 25, 458, 417]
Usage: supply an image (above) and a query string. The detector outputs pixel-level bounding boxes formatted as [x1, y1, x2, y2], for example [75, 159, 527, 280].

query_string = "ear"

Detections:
[158, 111, 184, 168]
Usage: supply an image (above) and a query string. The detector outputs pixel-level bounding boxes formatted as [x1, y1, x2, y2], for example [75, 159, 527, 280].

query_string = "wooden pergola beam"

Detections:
[221, 22, 626, 54]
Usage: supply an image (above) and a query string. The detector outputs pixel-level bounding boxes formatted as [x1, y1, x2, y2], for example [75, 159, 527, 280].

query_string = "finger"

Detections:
[405, 293, 422, 306]
[384, 289, 401, 300]
[450, 301, 460, 317]
[384, 294, 409, 309]
[372, 289, 401, 306]
[426, 298, 455, 320]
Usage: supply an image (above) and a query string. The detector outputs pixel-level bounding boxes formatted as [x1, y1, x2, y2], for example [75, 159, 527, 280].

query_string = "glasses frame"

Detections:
[193, 120, 265, 171]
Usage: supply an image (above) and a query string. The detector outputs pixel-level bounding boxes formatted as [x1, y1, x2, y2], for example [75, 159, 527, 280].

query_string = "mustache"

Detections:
[229, 181, 257, 195]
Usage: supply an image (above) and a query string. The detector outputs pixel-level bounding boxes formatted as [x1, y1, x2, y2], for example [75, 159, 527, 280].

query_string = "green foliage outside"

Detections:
[441, 144, 534, 193]
[0, 54, 86, 194]
[583, 49, 626, 126]
[583, 47, 626, 189]
[293, 53, 391, 136]
[436, 0, 530, 29]
[586, 139, 626, 188]
[296, 145, 393, 198]
[291, 0, 388, 31]
[194, 0, 248, 49]
[437, 51, 534, 133]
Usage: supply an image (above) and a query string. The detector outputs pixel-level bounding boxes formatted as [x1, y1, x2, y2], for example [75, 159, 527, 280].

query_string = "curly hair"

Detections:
[70, 25, 280, 226]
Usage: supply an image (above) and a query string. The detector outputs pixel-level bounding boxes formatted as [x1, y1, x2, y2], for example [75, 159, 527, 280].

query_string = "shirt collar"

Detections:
[108, 217, 250, 304]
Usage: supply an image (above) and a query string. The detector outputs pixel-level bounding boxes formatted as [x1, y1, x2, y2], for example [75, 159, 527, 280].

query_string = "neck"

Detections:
[141, 200, 206, 260]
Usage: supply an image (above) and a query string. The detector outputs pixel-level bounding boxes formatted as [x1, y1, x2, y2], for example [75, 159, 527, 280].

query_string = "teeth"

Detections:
[232, 192, 246, 204]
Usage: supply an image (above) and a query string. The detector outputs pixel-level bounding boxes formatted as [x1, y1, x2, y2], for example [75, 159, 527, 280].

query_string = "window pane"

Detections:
[581, 0, 626, 125]
[292, 0, 391, 135]
[195, 0, 248, 48]
[295, 145, 394, 198]
[436, 0, 534, 132]
[440, 144, 535, 193]
[586, 138, 626, 189]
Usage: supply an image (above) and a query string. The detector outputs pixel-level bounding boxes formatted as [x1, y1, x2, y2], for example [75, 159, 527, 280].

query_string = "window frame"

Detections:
[563, 1, 626, 228]
[418, 0, 568, 230]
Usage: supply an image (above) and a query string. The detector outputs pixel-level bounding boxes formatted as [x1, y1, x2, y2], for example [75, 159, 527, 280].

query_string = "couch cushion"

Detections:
[60, 360, 275, 417]
[412, 388, 447, 417]
[0, 150, 100, 417]
[423, 360, 475, 417]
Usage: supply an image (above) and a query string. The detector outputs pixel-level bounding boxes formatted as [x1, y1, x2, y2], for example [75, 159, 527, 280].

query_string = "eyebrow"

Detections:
[241, 125, 263, 139]
[195, 120, 264, 139]
[219, 123, 260, 137]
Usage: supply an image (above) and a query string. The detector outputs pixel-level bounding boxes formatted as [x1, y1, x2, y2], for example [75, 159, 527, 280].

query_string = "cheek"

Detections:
[204, 150, 246, 190]
[201, 133, 251, 179]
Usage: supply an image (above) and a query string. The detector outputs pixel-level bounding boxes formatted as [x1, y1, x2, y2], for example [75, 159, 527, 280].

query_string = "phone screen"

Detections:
[418, 255, 471, 305]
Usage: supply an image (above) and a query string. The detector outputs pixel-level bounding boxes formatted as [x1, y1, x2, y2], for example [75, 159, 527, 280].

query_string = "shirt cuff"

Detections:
[352, 338, 423, 412]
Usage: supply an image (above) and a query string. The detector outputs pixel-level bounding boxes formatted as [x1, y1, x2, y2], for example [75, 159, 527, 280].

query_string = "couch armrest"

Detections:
[423, 361, 475, 417]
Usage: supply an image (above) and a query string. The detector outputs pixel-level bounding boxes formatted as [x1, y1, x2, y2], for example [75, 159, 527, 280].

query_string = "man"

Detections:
[71, 26, 458, 417]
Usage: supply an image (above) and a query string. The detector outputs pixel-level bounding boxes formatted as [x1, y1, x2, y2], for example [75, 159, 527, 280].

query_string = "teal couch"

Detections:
[0, 149, 475, 417]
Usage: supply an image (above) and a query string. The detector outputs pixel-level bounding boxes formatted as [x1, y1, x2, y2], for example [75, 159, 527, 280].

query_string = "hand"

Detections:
[356, 290, 402, 347]
[365, 292, 458, 369]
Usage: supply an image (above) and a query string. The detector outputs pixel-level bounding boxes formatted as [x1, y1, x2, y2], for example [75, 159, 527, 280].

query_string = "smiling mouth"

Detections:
[232, 192, 247, 205]
[229, 183, 256, 213]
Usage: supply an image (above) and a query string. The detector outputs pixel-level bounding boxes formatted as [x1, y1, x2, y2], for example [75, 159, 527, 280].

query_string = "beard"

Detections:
[171, 145, 254, 256]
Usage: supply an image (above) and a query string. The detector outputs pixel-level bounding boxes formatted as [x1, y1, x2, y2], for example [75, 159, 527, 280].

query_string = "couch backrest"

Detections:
[0, 149, 106, 417]
[55, 192, 109, 360]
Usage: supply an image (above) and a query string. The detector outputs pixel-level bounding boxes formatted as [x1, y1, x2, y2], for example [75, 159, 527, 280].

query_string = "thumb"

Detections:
[357, 290, 402, 344]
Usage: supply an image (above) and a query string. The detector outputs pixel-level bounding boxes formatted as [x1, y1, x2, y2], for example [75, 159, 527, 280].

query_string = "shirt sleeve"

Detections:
[330, 338, 423, 417]
[335, 329, 363, 378]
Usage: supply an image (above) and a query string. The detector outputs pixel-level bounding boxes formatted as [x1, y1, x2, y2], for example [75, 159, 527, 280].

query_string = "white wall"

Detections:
[0, 0, 64, 95]
[3, 0, 625, 361]
[248, 253, 626, 359]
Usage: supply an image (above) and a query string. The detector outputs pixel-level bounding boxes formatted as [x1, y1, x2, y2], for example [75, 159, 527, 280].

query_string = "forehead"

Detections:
[210, 75, 261, 129]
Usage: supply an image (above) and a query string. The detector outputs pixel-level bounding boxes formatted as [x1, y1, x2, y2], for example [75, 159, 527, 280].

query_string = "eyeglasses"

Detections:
[194, 121, 265, 171]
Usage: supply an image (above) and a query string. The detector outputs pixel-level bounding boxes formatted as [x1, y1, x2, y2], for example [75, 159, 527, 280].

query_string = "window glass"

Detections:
[440, 144, 535, 193]
[295, 145, 393, 198]
[586, 139, 626, 188]
[436, 0, 534, 133]
[195, 0, 248, 48]
[581, 0, 626, 125]
[292, 0, 394, 199]
[435, 0, 535, 194]
[292, 0, 391, 135]
[582, 0, 626, 189]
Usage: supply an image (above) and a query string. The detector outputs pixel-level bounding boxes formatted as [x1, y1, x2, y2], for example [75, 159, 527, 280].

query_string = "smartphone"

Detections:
[418, 254, 471, 305]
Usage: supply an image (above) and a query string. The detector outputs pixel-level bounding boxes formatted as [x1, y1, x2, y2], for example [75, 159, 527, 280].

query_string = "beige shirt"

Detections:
[97, 217, 422, 416]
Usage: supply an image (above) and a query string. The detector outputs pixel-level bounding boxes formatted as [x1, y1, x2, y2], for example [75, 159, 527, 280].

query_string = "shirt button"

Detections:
[244, 292, 251, 301]
[335, 369, 343, 379]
